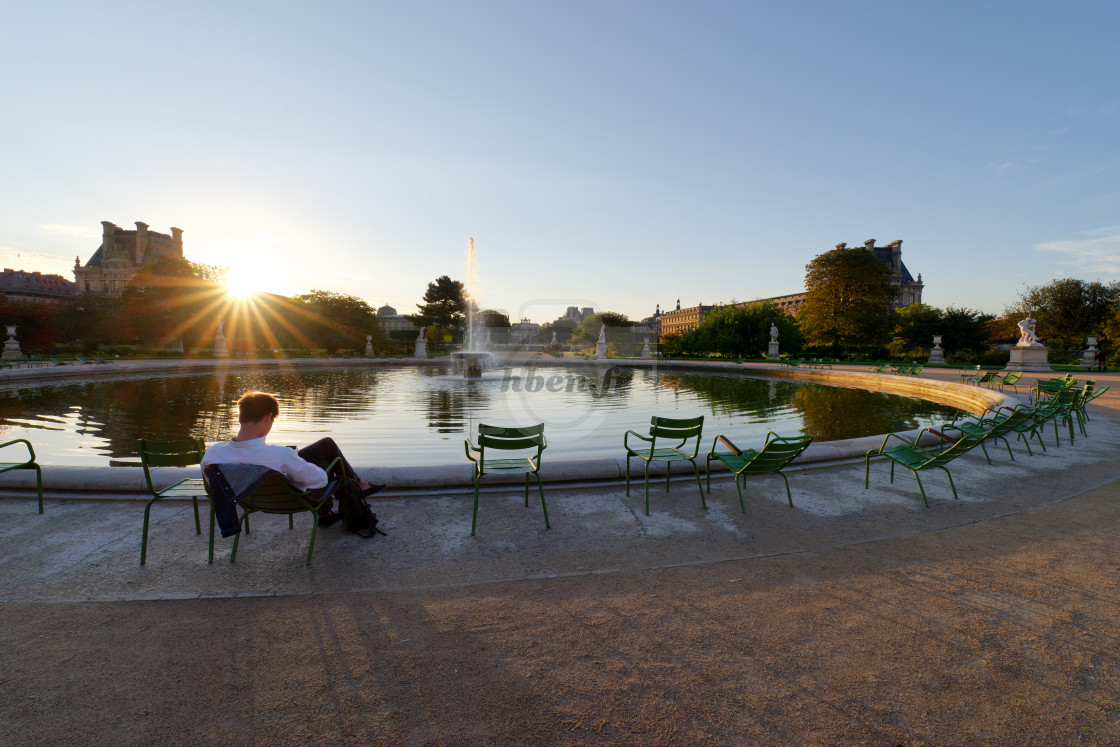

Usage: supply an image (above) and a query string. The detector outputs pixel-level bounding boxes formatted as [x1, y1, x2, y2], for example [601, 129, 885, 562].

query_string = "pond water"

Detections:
[0, 364, 960, 467]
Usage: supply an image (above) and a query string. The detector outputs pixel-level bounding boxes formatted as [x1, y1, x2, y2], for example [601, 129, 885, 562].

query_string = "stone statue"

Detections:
[216, 318, 225, 338]
[597, 324, 607, 344]
[1016, 316, 1041, 346]
[416, 326, 427, 341]
[769, 323, 779, 343]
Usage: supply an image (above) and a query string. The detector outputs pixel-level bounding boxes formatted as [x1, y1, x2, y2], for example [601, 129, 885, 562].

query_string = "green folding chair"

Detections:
[865, 430, 987, 506]
[0, 439, 43, 513]
[624, 415, 705, 516]
[138, 438, 208, 565]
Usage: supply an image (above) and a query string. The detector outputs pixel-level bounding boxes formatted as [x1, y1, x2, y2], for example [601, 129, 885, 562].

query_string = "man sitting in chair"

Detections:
[201, 391, 380, 526]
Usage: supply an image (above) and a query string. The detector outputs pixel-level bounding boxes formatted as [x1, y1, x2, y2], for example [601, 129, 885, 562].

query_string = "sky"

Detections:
[2, 0, 1118, 324]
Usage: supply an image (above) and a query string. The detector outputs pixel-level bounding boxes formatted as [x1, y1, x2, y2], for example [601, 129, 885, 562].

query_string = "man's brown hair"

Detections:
[237, 391, 279, 424]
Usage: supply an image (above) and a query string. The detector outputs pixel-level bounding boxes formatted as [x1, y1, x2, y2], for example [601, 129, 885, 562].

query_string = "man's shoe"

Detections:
[361, 483, 386, 497]
[318, 512, 342, 527]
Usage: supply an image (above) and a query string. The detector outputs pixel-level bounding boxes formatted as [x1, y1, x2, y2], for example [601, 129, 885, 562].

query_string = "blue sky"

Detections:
[2, 1, 1117, 323]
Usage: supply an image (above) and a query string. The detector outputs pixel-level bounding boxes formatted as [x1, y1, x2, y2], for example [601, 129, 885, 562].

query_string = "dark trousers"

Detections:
[297, 437, 358, 515]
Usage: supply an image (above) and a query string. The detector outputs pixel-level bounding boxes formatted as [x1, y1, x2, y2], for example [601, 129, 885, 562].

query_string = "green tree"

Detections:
[1010, 278, 1120, 350]
[677, 302, 801, 358]
[295, 290, 384, 352]
[416, 275, 468, 327]
[569, 312, 630, 343]
[797, 246, 896, 348]
[476, 309, 510, 327]
[891, 303, 992, 356]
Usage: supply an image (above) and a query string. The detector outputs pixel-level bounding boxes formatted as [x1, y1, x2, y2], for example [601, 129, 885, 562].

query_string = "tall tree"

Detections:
[1010, 278, 1120, 350]
[677, 301, 801, 358]
[416, 275, 468, 327]
[797, 246, 895, 348]
[295, 290, 383, 351]
[569, 312, 630, 343]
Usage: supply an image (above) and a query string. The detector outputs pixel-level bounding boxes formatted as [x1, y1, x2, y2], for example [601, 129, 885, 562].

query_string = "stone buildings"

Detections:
[74, 221, 185, 296]
[0, 269, 75, 306]
[660, 239, 923, 339]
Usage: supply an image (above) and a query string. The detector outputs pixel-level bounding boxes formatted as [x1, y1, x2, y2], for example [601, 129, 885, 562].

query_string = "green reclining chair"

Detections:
[624, 415, 705, 516]
[706, 432, 813, 512]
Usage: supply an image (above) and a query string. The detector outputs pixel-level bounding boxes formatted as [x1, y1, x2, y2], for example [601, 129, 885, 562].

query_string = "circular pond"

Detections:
[0, 364, 960, 467]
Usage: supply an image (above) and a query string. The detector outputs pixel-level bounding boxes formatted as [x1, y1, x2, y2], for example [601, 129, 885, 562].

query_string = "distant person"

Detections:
[201, 391, 381, 526]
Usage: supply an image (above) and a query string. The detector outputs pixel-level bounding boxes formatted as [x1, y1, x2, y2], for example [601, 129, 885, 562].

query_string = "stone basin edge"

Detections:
[0, 358, 1013, 497]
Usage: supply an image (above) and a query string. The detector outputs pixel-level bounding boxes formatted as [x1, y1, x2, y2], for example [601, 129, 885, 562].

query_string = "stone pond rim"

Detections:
[0, 356, 1013, 496]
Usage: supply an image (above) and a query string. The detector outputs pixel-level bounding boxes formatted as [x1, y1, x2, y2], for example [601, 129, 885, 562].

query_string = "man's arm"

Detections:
[279, 451, 328, 490]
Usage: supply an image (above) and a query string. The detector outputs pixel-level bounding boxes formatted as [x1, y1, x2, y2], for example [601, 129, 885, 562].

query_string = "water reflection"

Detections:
[0, 365, 960, 467]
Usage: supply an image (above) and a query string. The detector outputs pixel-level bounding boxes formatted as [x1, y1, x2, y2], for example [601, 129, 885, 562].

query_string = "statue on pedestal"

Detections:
[1016, 316, 1042, 347]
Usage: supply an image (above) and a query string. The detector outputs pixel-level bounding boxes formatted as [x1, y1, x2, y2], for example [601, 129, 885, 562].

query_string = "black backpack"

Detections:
[338, 479, 386, 538]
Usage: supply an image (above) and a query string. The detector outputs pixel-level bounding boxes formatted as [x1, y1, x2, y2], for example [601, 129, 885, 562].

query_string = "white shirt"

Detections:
[201, 436, 328, 490]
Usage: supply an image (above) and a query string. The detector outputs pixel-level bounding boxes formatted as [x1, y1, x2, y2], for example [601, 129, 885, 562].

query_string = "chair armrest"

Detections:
[0, 438, 35, 462]
[624, 430, 652, 451]
[539, 434, 548, 450]
[868, 431, 916, 456]
[464, 439, 480, 463]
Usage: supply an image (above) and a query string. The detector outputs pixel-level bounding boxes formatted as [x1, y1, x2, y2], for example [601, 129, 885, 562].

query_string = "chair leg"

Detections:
[288, 514, 294, 530]
[471, 475, 481, 536]
[625, 456, 631, 496]
[735, 473, 746, 513]
[644, 461, 652, 516]
[864, 455, 873, 489]
[191, 497, 202, 535]
[691, 461, 706, 509]
[140, 495, 159, 565]
[34, 464, 43, 514]
[535, 473, 549, 529]
[941, 465, 959, 500]
[911, 470, 930, 507]
[231, 514, 246, 562]
[978, 440, 992, 465]
[306, 511, 319, 566]
[524, 472, 530, 508]
[779, 471, 793, 507]
[208, 500, 216, 564]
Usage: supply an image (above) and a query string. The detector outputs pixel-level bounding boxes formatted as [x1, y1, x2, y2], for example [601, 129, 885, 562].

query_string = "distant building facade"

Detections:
[376, 303, 417, 333]
[509, 318, 541, 345]
[0, 269, 75, 306]
[74, 221, 185, 296]
[632, 304, 663, 337]
[740, 238, 923, 317]
[659, 299, 714, 337]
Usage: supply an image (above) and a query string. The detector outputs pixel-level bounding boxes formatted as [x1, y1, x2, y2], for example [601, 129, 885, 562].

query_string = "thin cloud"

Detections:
[39, 224, 99, 238]
[0, 246, 77, 275]
[1034, 226, 1120, 276]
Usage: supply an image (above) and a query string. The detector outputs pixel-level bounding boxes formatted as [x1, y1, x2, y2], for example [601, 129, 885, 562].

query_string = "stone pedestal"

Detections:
[2, 325, 22, 360]
[414, 339, 427, 357]
[365, 335, 374, 356]
[767, 341, 780, 360]
[928, 335, 945, 364]
[1006, 344, 1050, 372]
[213, 335, 229, 358]
[641, 339, 652, 358]
[1081, 336, 1098, 367]
[595, 341, 607, 360]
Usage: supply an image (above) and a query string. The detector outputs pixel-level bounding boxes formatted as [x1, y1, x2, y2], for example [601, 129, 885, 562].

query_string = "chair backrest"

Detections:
[138, 437, 205, 489]
[649, 415, 704, 454]
[921, 433, 985, 468]
[239, 472, 319, 514]
[477, 423, 545, 453]
[743, 433, 813, 473]
[1001, 371, 1022, 385]
[986, 408, 1034, 437]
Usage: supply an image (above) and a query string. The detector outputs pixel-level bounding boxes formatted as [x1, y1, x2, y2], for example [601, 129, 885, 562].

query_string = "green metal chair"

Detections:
[217, 457, 342, 566]
[464, 424, 548, 536]
[0, 439, 43, 513]
[958, 365, 981, 383]
[865, 430, 987, 506]
[1079, 384, 1110, 422]
[1029, 374, 1075, 404]
[138, 438, 208, 565]
[940, 407, 1038, 463]
[990, 370, 1023, 392]
[624, 415, 705, 515]
[705, 432, 813, 512]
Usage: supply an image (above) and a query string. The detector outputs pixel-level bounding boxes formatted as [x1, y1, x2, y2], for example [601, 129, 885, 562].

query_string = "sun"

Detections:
[224, 268, 261, 299]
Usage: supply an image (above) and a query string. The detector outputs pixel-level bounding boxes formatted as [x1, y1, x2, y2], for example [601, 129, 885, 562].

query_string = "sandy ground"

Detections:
[2, 373, 1119, 745]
